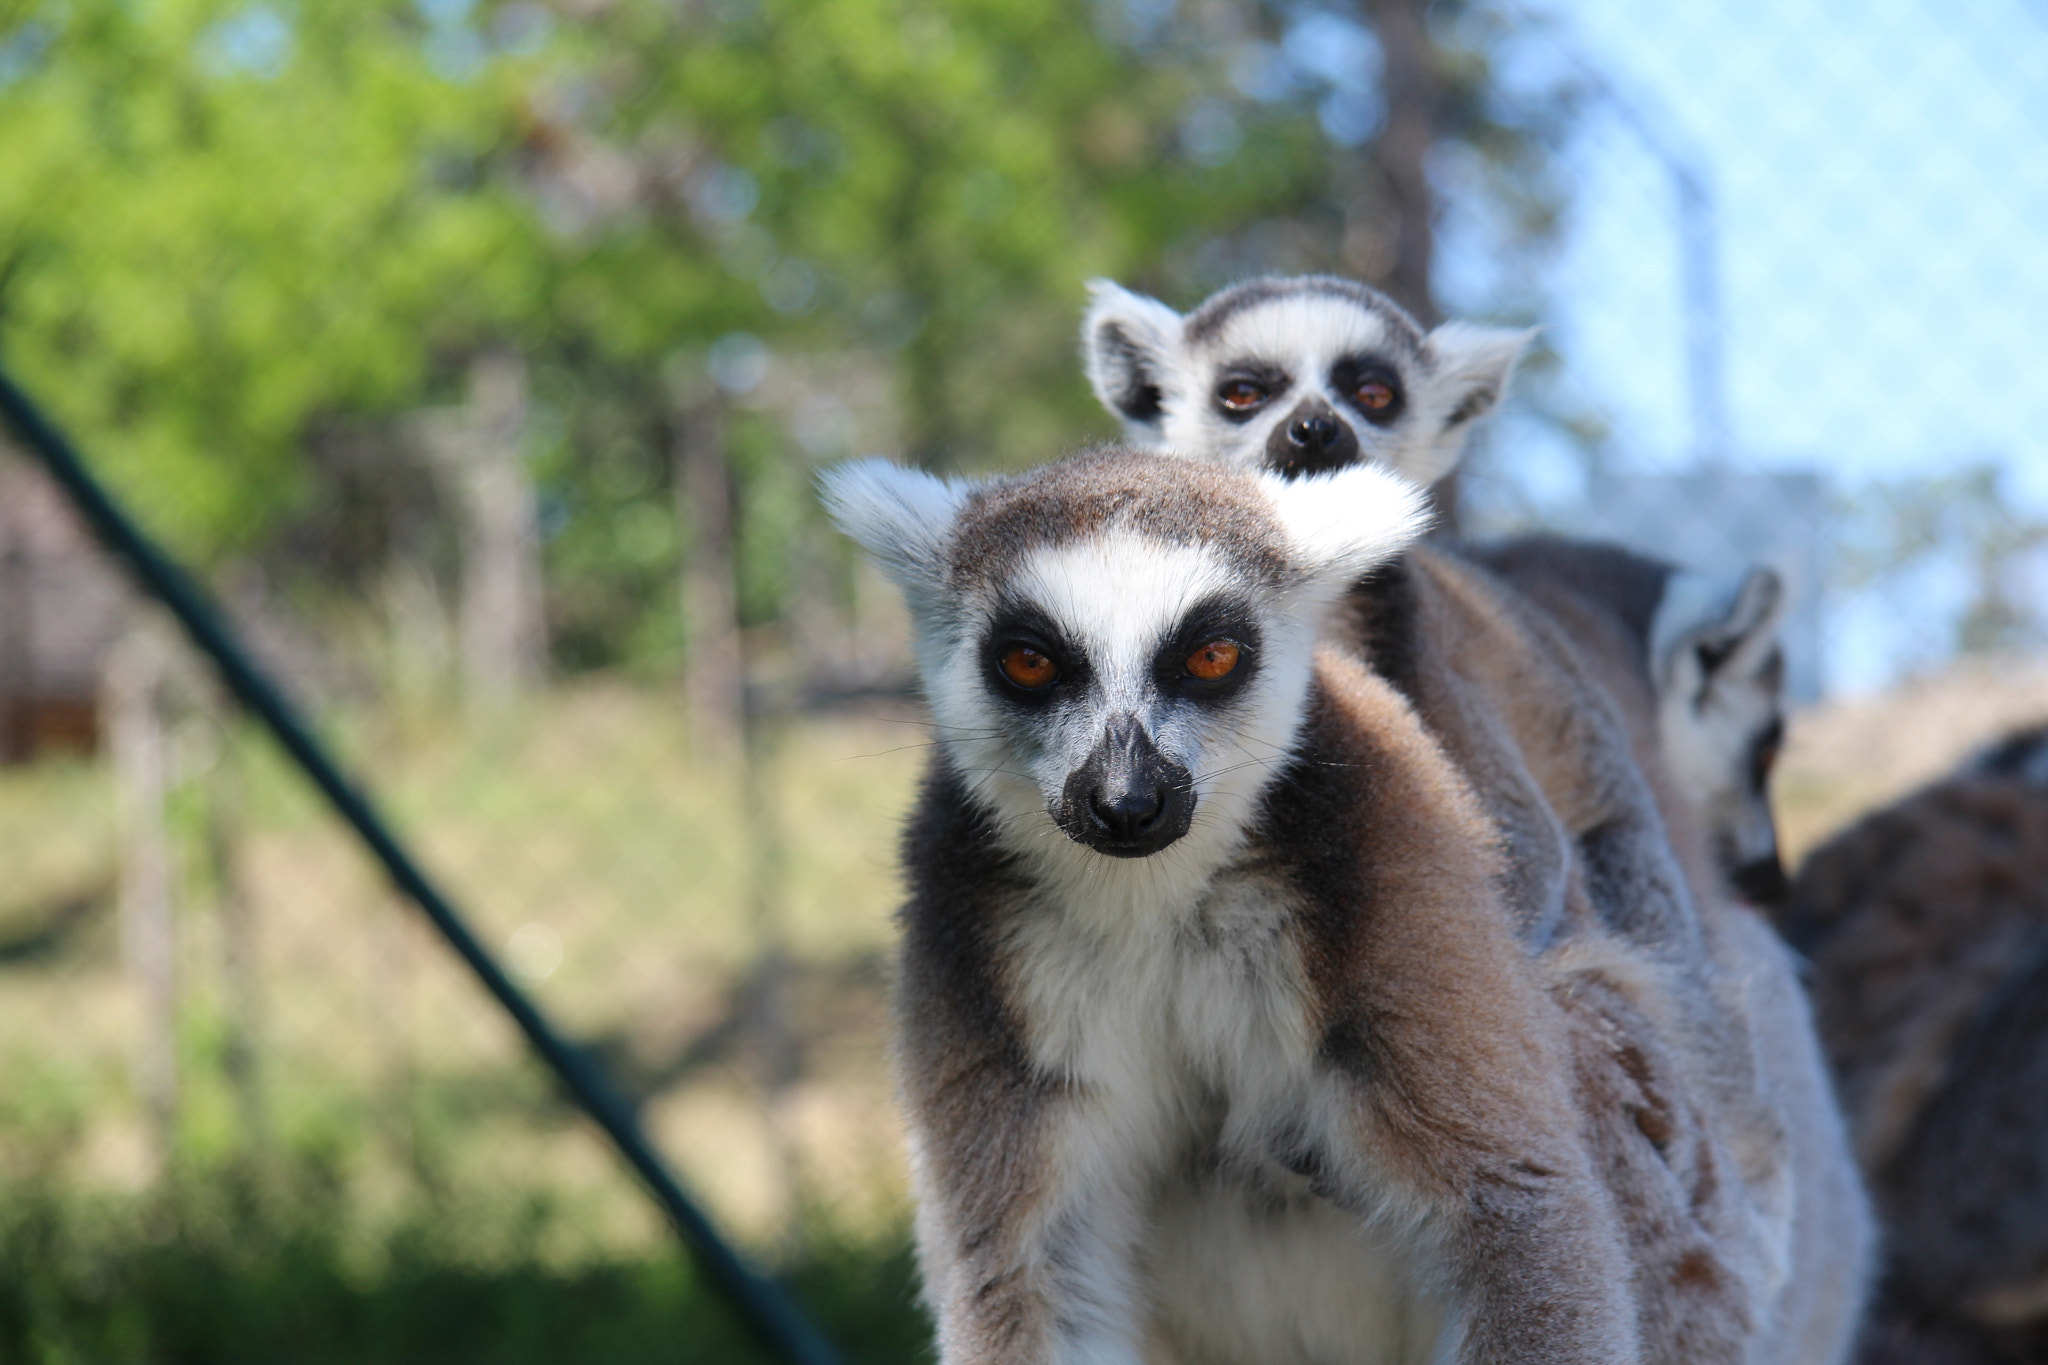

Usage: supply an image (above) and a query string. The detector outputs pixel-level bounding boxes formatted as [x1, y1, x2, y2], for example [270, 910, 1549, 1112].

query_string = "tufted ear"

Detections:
[818, 458, 973, 596]
[1409, 321, 1538, 485]
[1653, 565, 1787, 702]
[1258, 463, 1432, 592]
[1081, 279, 1185, 442]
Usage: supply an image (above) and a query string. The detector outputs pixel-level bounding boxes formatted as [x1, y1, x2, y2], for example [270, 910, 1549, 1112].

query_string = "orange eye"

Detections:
[1355, 379, 1396, 411]
[1186, 640, 1241, 681]
[1000, 646, 1058, 689]
[1217, 380, 1268, 413]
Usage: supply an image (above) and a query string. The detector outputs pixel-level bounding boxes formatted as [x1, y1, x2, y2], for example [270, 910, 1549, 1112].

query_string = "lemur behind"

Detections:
[1082, 273, 1532, 485]
[1083, 274, 1798, 910]
[825, 446, 1867, 1365]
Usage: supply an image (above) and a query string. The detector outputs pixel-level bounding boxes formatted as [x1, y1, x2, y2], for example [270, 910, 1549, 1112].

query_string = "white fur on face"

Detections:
[1653, 567, 1788, 879]
[1163, 296, 1417, 476]
[1660, 672, 1780, 874]
[928, 532, 1326, 916]
[1083, 278, 1532, 489]
[825, 454, 1429, 921]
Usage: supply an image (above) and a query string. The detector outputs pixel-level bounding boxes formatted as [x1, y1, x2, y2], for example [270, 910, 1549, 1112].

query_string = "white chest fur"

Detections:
[1006, 874, 1447, 1365]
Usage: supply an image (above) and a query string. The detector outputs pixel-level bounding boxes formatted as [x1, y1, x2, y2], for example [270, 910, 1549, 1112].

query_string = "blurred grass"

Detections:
[0, 681, 928, 1360]
[0, 1164, 929, 1364]
[1774, 651, 2048, 863]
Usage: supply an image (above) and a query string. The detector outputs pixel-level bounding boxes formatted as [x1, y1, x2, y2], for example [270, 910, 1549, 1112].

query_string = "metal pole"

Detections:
[0, 365, 843, 1365]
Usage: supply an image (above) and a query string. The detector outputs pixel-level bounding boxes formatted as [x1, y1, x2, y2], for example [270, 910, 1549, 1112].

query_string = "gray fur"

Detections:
[826, 447, 1869, 1365]
[1475, 535, 1793, 908]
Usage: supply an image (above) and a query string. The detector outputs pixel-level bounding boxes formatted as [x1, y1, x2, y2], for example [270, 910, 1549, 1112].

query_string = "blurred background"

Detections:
[1, 0, 2044, 1359]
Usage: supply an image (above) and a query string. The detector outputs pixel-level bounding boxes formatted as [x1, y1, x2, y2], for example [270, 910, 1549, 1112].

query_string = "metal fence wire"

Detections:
[0, 0, 2044, 1360]
[0, 370, 842, 1365]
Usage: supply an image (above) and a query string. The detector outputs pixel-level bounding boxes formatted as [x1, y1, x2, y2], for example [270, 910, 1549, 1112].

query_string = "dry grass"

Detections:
[0, 684, 927, 1260]
[1776, 651, 2048, 864]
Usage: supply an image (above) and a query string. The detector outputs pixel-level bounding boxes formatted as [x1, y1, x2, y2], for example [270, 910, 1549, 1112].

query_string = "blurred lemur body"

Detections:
[1785, 724, 2048, 1364]
[825, 446, 1867, 1365]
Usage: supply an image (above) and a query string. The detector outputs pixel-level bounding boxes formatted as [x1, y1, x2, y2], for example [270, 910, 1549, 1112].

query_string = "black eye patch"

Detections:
[982, 601, 1086, 706]
[1154, 595, 1261, 701]
[1212, 361, 1292, 424]
[1329, 355, 1406, 428]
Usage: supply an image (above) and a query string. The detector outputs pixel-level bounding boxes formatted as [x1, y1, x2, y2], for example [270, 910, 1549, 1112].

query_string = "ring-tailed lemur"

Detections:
[1782, 723, 2048, 1359]
[1080, 274, 1801, 909]
[1474, 535, 1792, 907]
[823, 445, 1867, 1365]
[1081, 274, 1533, 484]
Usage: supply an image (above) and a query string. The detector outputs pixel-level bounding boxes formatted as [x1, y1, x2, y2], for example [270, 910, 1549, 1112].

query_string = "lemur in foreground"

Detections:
[825, 446, 1867, 1365]
[1782, 724, 2048, 1365]
[1083, 273, 1796, 909]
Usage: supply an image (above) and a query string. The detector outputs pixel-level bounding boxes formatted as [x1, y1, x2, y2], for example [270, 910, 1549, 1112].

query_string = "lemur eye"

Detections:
[999, 645, 1059, 689]
[1185, 640, 1241, 681]
[1216, 380, 1269, 413]
[1354, 378, 1397, 411]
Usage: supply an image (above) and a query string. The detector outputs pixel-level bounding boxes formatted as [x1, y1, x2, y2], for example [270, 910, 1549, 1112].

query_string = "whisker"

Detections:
[838, 741, 947, 760]
[874, 717, 1006, 736]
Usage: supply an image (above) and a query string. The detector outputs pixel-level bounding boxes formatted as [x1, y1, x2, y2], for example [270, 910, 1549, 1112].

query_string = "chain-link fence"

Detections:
[0, 0, 2043, 1358]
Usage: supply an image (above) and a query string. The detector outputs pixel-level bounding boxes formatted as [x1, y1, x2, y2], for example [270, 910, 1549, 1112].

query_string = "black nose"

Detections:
[1089, 784, 1167, 839]
[1288, 410, 1340, 451]
[1264, 399, 1360, 477]
[1055, 715, 1194, 857]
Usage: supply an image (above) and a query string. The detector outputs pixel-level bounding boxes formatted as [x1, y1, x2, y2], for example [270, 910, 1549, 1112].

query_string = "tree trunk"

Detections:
[105, 627, 179, 1170]
[674, 395, 745, 758]
[422, 350, 545, 709]
[1358, 0, 1441, 328]
[1357, 0, 1453, 526]
[0, 532, 28, 763]
[206, 732, 268, 1162]
[672, 384, 802, 1237]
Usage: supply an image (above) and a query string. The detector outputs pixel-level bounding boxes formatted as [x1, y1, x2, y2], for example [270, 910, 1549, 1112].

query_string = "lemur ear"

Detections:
[1653, 565, 1787, 699]
[1410, 322, 1538, 485]
[819, 458, 972, 594]
[1082, 279, 1184, 441]
[1258, 464, 1432, 589]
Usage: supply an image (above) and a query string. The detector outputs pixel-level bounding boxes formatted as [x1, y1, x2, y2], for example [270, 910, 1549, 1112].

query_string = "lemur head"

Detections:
[1082, 275, 1534, 485]
[1651, 565, 1790, 906]
[823, 446, 1428, 886]
[1480, 534, 1792, 908]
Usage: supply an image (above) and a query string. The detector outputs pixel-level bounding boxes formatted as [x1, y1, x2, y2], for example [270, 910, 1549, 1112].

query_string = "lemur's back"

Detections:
[1348, 545, 1870, 1364]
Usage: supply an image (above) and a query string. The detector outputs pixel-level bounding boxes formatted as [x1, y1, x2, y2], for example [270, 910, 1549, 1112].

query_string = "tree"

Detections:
[0, 0, 550, 561]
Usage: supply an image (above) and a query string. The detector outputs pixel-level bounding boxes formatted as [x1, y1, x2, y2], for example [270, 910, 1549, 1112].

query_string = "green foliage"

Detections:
[594, 0, 1335, 463]
[0, 1169, 928, 1365]
[0, 0, 550, 560]
[0, 0, 1567, 665]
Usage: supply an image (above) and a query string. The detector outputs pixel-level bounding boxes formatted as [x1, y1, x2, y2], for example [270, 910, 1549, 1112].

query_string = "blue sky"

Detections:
[1436, 0, 2048, 691]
